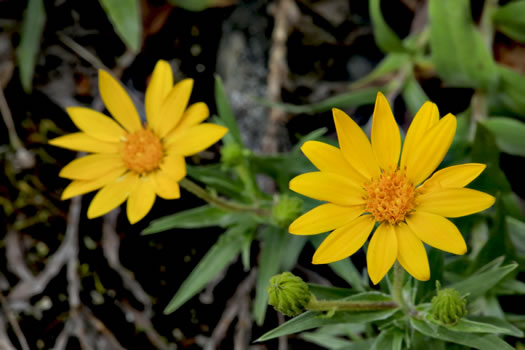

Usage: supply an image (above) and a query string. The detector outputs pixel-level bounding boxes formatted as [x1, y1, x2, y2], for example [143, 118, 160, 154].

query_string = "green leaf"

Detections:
[308, 284, 357, 300]
[402, 74, 430, 115]
[143, 205, 243, 234]
[164, 223, 254, 314]
[187, 164, 247, 201]
[99, 0, 141, 52]
[429, 0, 497, 89]
[352, 53, 410, 88]
[215, 75, 243, 145]
[416, 249, 443, 302]
[254, 227, 288, 325]
[371, 330, 404, 350]
[280, 235, 308, 271]
[448, 261, 518, 300]
[369, 0, 404, 52]
[169, 0, 212, 11]
[426, 313, 523, 337]
[507, 216, 525, 255]
[411, 317, 515, 350]
[256, 292, 397, 341]
[493, 1, 525, 43]
[489, 65, 525, 117]
[299, 332, 354, 349]
[482, 117, 525, 156]
[16, 0, 45, 93]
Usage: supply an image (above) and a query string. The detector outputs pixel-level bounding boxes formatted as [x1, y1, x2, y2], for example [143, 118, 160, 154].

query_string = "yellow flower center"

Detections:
[121, 128, 164, 174]
[364, 169, 417, 224]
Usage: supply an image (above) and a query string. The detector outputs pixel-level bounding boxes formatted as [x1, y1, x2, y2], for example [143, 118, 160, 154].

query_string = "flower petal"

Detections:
[404, 113, 457, 186]
[417, 188, 495, 218]
[332, 108, 380, 180]
[66, 107, 126, 142]
[300, 141, 367, 183]
[371, 92, 401, 170]
[367, 223, 398, 285]
[160, 154, 186, 181]
[61, 168, 127, 200]
[400, 101, 439, 168]
[406, 211, 467, 255]
[87, 172, 139, 219]
[155, 79, 194, 137]
[59, 154, 125, 180]
[289, 203, 364, 235]
[98, 70, 142, 132]
[175, 102, 209, 131]
[165, 123, 227, 156]
[395, 223, 430, 281]
[289, 172, 366, 206]
[49, 133, 119, 153]
[420, 163, 486, 192]
[127, 176, 156, 224]
[145, 60, 173, 126]
[153, 171, 181, 199]
[313, 215, 375, 264]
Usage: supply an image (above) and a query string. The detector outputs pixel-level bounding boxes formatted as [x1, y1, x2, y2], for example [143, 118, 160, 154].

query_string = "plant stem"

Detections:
[306, 298, 398, 312]
[392, 262, 411, 315]
[179, 178, 270, 216]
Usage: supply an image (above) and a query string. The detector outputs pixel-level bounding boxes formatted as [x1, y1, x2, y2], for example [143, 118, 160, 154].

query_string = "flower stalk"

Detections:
[306, 297, 398, 312]
[392, 262, 411, 315]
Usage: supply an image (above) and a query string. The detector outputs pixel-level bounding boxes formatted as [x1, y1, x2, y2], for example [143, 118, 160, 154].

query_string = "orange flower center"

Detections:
[121, 128, 164, 174]
[364, 169, 417, 224]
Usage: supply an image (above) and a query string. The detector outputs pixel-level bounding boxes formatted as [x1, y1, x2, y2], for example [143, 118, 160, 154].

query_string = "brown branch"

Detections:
[0, 292, 30, 350]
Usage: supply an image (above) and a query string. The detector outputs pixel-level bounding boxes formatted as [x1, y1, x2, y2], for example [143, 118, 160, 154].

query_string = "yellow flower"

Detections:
[288, 92, 495, 285]
[49, 60, 228, 223]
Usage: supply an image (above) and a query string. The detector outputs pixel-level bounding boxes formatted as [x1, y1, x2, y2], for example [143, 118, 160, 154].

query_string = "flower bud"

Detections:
[220, 143, 246, 167]
[267, 272, 311, 317]
[430, 281, 467, 325]
[272, 195, 303, 228]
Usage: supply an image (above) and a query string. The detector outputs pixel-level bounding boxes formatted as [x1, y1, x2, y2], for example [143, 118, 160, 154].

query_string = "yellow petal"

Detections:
[400, 101, 439, 168]
[313, 215, 375, 264]
[395, 223, 430, 281]
[153, 171, 181, 199]
[61, 168, 127, 200]
[371, 92, 401, 170]
[417, 188, 495, 218]
[420, 163, 486, 192]
[367, 223, 398, 285]
[154, 79, 194, 137]
[49, 133, 119, 153]
[175, 102, 210, 131]
[87, 173, 139, 219]
[300, 141, 367, 183]
[145, 60, 173, 126]
[98, 70, 142, 132]
[161, 155, 186, 181]
[332, 108, 380, 180]
[127, 176, 156, 224]
[404, 113, 457, 186]
[289, 172, 366, 206]
[406, 211, 467, 255]
[59, 154, 125, 180]
[66, 107, 126, 142]
[165, 123, 227, 156]
[289, 203, 364, 235]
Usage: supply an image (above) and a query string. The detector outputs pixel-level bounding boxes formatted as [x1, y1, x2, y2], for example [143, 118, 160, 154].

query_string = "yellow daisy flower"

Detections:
[49, 60, 228, 224]
[288, 92, 495, 285]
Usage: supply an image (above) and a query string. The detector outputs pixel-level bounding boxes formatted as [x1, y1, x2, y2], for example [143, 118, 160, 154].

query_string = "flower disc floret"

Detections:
[121, 128, 164, 174]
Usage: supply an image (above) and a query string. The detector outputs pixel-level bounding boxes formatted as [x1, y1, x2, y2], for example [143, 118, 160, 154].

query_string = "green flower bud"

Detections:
[267, 272, 312, 317]
[220, 143, 246, 167]
[272, 195, 303, 228]
[430, 281, 467, 325]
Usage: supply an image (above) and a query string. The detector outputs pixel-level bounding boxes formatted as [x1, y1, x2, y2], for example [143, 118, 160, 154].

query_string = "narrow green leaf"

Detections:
[426, 313, 523, 337]
[256, 292, 397, 341]
[169, 0, 212, 11]
[482, 117, 525, 156]
[352, 53, 410, 89]
[369, 0, 404, 52]
[299, 332, 354, 349]
[254, 227, 288, 325]
[99, 0, 141, 52]
[493, 1, 525, 43]
[16, 0, 45, 92]
[280, 235, 308, 271]
[402, 74, 429, 115]
[215, 75, 243, 145]
[164, 223, 254, 314]
[429, 0, 497, 89]
[507, 216, 525, 255]
[372, 330, 404, 350]
[308, 284, 357, 300]
[186, 164, 247, 201]
[489, 65, 525, 117]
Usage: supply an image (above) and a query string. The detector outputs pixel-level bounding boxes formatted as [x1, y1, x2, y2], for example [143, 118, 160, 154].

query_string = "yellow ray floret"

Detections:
[49, 60, 228, 224]
[289, 92, 495, 284]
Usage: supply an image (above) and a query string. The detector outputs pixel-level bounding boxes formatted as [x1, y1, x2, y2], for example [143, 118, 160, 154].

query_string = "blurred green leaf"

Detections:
[280, 235, 308, 271]
[489, 65, 525, 117]
[493, 0, 525, 43]
[215, 75, 243, 145]
[416, 249, 443, 302]
[164, 222, 255, 314]
[256, 292, 397, 341]
[369, 0, 404, 52]
[254, 227, 288, 325]
[482, 117, 525, 156]
[308, 284, 357, 300]
[169, 0, 212, 11]
[371, 330, 404, 350]
[506, 216, 525, 256]
[429, 0, 498, 89]
[429, 314, 523, 337]
[411, 317, 514, 350]
[16, 0, 45, 92]
[187, 164, 247, 201]
[402, 74, 429, 115]
[299, 332, 355, 350]
[352, 53, 410, 88]
[99, 0, 141, 52]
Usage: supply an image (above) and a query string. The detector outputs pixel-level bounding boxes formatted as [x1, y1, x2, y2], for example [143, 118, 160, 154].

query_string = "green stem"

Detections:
[392, 262, 411, 315]
[179, 178, 270, 216]
[306, 297, 398, 312]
